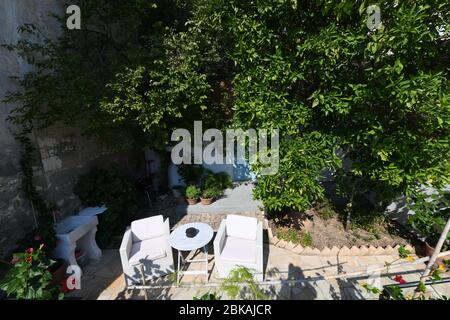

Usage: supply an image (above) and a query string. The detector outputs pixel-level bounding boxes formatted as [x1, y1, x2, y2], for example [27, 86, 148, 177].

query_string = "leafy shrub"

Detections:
[185, 185, 201, 199]
[202, 171, 233, 190]
[73, 167, 138, 248]
[276, 228, 300, 244]
[202, 187, 222, 199]
[299, 231, 313, 247]
[178, 165, 204, 185]
[276, 228, 313, 247]
[0, 245, 62, 300]
[220, 267, 266, 300]
[408, 189, 450, 249]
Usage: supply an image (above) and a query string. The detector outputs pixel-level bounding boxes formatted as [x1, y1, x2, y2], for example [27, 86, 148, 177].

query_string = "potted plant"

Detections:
[200, 187, 221, 205]
[185, 185, 201, 205]
[408, 189, 450, 260]
[0, 245, 63, 300]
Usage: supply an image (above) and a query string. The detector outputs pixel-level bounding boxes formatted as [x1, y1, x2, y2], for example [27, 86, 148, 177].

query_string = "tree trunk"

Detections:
[345, 182, 356, 231]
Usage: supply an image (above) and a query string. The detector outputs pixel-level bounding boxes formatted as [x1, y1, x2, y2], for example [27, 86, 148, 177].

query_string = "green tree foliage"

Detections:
[5, 0, 450, 214]
[5, 0, 231, 150]
[199, 0, 450, 211]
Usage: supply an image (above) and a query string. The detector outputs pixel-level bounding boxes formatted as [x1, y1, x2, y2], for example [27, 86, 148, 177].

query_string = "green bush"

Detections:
[277, 228, 313, 247]
[73, 167, 138, 248]
[0, 245, 62, 300]
[299, 231, 313, 247]
[408, 189, 450, 249]
[220, 267, 266, 300]
[202, 187, 222, 199]
[202, 171, 233, 190]
[185, 185, 201, 199]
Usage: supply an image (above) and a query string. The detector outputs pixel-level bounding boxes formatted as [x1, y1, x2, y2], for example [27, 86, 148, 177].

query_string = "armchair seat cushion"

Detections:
[220, 236, 256, 264]
[129, 236, 167, 266]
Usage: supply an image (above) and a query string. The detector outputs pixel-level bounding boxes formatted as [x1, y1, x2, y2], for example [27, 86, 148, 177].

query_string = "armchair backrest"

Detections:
[131, 215, 164, 242]
[226, 214, 258, 241]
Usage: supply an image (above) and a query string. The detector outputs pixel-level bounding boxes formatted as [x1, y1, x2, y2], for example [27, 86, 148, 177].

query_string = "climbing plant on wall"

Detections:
[4, 0, 232, 151]
[15, 123, 57, 254]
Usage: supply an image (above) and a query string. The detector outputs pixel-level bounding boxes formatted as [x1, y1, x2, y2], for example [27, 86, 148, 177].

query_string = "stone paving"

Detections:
[67, 200, 450, 300]
[66, 242, 450, 300]
[175, 184, 263, 215]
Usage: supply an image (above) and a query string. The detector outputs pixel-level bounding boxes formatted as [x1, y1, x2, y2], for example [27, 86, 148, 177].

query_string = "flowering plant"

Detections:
[0, 245, 63, 300]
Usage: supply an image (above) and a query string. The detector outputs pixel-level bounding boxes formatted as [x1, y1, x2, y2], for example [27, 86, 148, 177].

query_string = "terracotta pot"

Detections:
[424, 241, 450, 263]
[187, 198, 198, 205]
[200, 197, 214, 205]
[49, 259, 66, 286]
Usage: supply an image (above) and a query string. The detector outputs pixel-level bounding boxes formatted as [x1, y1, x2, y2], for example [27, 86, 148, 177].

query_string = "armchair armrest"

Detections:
[256, 221, 263, 248]
[119, 227, 132, 269]
[163, 218, 172, 254]
[256, 221, 264, 280]
[214, 219, 227, 258]
[163, 218, 170, 237]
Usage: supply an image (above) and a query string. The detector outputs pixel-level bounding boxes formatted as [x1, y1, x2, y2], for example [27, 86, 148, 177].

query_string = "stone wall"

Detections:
[0, 1, 142, 258]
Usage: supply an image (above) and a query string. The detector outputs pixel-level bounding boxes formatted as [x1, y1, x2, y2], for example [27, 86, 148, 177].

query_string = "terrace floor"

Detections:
[66, 243, 450, 300]
[175, 183, 262, 215]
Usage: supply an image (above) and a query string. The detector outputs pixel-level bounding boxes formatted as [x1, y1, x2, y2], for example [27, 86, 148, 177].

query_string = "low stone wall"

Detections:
[263, 219, 415, 256]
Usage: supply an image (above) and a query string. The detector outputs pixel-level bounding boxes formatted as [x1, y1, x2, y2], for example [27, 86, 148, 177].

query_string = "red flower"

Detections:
[26, 248, 34, 254]
[25, 256, 33, 264]
[394, 275, 406, 284]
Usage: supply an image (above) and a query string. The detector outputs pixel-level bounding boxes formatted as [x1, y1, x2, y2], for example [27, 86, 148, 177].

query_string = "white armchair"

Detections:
[213, 215, 264, 282]
[119, 215, 174, 287]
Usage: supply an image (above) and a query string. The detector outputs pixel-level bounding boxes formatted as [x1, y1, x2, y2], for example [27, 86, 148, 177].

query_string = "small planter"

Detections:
[200, 197, 214, 205]
[187, 198, 199, 205]
[185, 185, 201, 205]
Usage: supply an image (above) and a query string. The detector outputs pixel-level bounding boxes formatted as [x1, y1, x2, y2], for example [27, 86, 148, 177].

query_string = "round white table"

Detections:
[169, 222, 214, 283]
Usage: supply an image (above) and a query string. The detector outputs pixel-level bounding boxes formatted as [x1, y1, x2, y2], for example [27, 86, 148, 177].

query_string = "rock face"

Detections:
[0, 1, 141, 258]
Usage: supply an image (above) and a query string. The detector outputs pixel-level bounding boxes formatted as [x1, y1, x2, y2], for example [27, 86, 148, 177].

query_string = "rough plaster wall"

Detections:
[0, 0, 65, 258]
[0, 1, 142, 258]
[33, 125, 143, 217]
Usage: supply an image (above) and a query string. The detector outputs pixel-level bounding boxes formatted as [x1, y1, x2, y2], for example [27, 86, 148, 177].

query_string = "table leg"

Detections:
[177, 249, 181, 284]
[204, 245, 208, 282]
